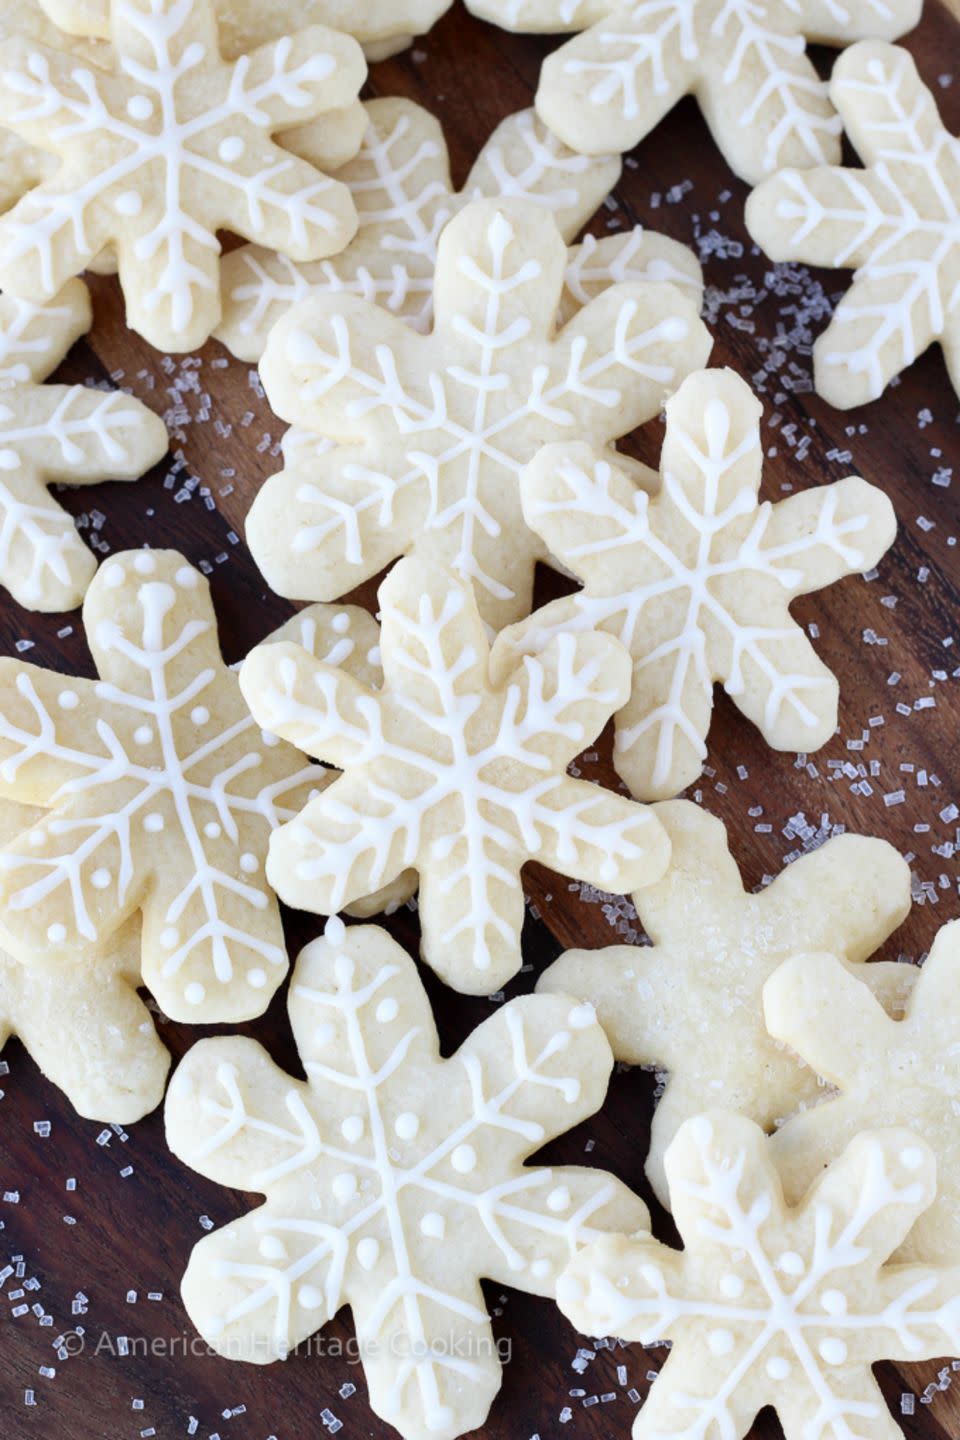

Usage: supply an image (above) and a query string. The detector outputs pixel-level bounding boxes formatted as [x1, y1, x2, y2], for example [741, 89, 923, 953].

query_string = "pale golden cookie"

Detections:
[217, 96, 703, 360]
[0, 550, 383, 1022]
[493, 368, 896, 799]
[747, 42, 960, 407]
[0, 279, 168, 611]
[766, 923, 960, 1263]
[559, 1112, 960, 1440]
[539, 800, 914, 1205]
[251, 196, 711, 632]
[0, 0, 366, 350]
[240, 557, 671, 995]
[166, 918, 648, 1440]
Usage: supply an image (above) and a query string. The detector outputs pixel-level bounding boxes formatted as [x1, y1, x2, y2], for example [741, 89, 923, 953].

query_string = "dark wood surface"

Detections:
[2, 3, 960, 1437]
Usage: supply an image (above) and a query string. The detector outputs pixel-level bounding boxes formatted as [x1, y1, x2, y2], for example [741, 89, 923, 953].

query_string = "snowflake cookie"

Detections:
[493, 368, 896, 800]
[239, 557, 671, 995]
[558, 1111, 960, 1440]
[465, 0, 922, 185]
[0, 0, 367, 351]
[747, 42, 960, 408]
[217, 96, 704, 360]
[0, 794, 169, 1122]
[252, 196, 711, 632]
[0, 279, 168, 611]
[37, 0, 450, 62]
[166, 918, 649, 1440]
[0, 1, 112, 216]
[765, 923, 960, 1264]
[539, 799, 914, 1206]
[0, 549, 388, 1023]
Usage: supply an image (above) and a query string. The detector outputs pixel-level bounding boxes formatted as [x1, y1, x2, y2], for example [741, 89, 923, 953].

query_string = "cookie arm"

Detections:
[166, 1036, 319, 1191]
[760, 833, 910, 962]
[753, 479, 896, 596]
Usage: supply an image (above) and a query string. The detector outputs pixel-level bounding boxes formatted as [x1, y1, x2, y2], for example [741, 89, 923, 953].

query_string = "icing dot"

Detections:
[260, 729, 281, 748]
[777, 1251, 804, 1276]
[298, 1284, 324, 1310]
[900, 1146, 925, 1170]
[239, 853, 258, 873]
[134, 724, 153, 745]
[144, 813, 164, 832]
[332, 612, 349, 633]
[332, 1173, 357, 1204]
[29, 832, 43, 847]
[546, 1185, 571, 1213]
[708, 1329, 734, 1356]
[568, 1002, 595, 1029]
[451, 1144, 476, 1173]
[247, 968, 267, 989]
[47, 923, 66, 944]
[719, 1273, 743, 1299]
[185, 982, 205, 1006]
[218, 135, 245, 162]
[176, 566, 199, 588]
[104, 564, 125, 588]
[766, 1356, 790, 1380]
[819, 1337, 847, 1366]
[127, 94, 153, 120]
[420, 1212, 444, 1239]
[160, 927, 179, 950]
[91, 868, 111, 890]
[394, 1112, 419, 1140]
[356, 1237, 379, 1270]
[259, 1235, 286, 1260]
[820, 1289, 847, 1316]
[341, 1116, 364, 1143]
[313, 1022, 335, 1047]
[58, 690, 78, 709]
[191, 706, 210, 725]
[204, 821, 222, 839]
[114, 190, 142, 216]
[531, 1258, 551, 1280]
[133, 552, 156, 574]
[376, 997, 399, 1023]
[0, 448, 18, 470]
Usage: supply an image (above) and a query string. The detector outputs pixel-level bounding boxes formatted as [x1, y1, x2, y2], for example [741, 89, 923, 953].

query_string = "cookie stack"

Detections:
[0, 3, 957, 1439]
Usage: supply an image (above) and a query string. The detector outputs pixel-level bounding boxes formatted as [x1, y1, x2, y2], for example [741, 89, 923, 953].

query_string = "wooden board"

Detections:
[1, 4, 959, 1438]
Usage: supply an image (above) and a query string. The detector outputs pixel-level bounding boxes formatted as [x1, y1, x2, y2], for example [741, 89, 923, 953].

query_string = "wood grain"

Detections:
[1, 4, 959, 1439]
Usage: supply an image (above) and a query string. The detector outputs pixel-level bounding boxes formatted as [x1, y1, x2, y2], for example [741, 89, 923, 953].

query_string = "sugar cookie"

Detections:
[765, 924, 960, 1263]
[218, 96, 703, 360]
[539, 800, 914, 1205]
[558, 1112, 960, 1440]
[0, 280, 168, 611]
[166, 918, 648, 1440]
[0, 1, 111, 216]
[37, 0, 449, 62]
[747, 41, 960, 407]
[493, 368, 896, 800]
[240, 557, 671, 995]
[0, 0, 366, 350]
[0, 550, 383, 1022]
[252, 196, 710, 631]
[0, 794, 168, 1122]
[463, 0, 921, 184]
